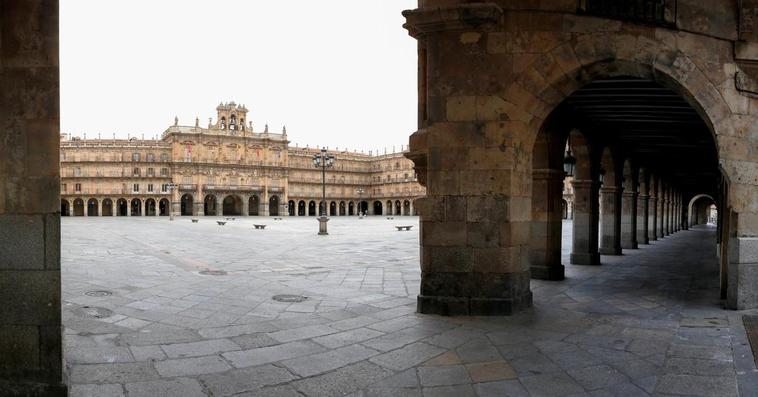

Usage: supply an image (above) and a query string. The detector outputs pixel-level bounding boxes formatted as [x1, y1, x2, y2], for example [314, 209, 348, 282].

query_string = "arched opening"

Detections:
[116, 199, 128, 216]
[159, 199, 170, 216]
[61, 199, 70, 216]
[288, 200, 295, 216]
[269, 195, 279, 216]
[348, 201, 355, 216]
[204, 195, 217, 216]
[308, 201, 316, 216]
[395, 200, 402, 215]
[130, 198, 142, 216]
[72, 198, 84, 216]
[561, 199, 568, 220]
[339, 201, 346, 216]
[248, 195, 260, 216]
[181, 194, 193, 216]
[598, 147, 621, 256]
[359, 201, 368, 215]
[373, 201, 383, 215]
[329, 201, 337, 216]
[298, 200, 306, 216]
[403, 200, 411, 216]
[102, 199, 113, 216]
[386, 200, 393, 215]
[222, 195, 242, 216]
[87, 198, 98, 216]
[145, 198, 157, 216]
[689, 194, 717, 227]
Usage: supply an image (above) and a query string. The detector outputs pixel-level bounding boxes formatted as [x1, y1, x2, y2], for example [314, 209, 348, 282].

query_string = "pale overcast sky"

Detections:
[60, 1, 418, 152]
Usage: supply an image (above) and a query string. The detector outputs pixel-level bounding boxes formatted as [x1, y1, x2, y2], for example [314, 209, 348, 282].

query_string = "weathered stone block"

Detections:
[422, 221, 467, 247]
[0, 214, 45, 270]
[0, 270, 60, 324]
[0, 325, 40, 373]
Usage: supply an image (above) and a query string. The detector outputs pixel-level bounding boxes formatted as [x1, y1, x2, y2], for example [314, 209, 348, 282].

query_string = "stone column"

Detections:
[410, 200, 414, 216]
[0, 1, 67, 394]
[98, 200, 103, 217]
[649, 195, 658, 241]
[599, 186, 622, 255]
[621, 190, 638, 249]
[637, 194, 649, 245]
[570, 180, 601, 265]
[664, 191, 671, 235]
[658, 187, 665, 237]
[195, 189, 205, 216]
[242, 194, 250, 217]
[84, 198, 89, 217]
[529, 169, 565, 280]
[127, 201, 132, 217]
[260, 189, 269, 216]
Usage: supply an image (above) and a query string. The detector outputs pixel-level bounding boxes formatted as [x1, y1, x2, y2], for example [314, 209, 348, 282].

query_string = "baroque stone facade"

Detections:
[59, 102, 424, 219]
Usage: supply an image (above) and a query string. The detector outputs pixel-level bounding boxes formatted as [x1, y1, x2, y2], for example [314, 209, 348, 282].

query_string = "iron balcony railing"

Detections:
[579, 0, 675, 26]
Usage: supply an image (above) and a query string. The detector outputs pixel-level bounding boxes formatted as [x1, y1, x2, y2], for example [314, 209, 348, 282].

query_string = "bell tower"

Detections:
[215, 101, 249, 133]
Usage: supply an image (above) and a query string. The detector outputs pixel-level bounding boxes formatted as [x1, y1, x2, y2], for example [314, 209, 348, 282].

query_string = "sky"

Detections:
[60, 1, 418, 153]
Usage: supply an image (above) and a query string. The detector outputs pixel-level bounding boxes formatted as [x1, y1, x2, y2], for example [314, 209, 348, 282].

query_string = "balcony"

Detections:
[203, 184, 263, 192]
[179, 184, 197, 191]
[579, 0, 674, 26]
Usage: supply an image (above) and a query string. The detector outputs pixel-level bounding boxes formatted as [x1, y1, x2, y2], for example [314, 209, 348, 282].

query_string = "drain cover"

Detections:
[199, 270, 228, 276]
[272, 294, 308, 303]
[74, 306, 114, 319]
[84, 290, 112, 297]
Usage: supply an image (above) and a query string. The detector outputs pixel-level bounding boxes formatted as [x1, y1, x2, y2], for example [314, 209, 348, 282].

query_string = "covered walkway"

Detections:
[61, 218, 752, 396]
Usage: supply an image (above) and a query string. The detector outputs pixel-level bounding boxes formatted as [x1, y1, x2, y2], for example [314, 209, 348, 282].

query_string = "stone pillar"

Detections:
[195, 188, 204, 216]
[98, 200, 103, 217]
[658, 187, 665, 237]
[260, 189, 269, 216]
[127, 201, 132, 217]
[664, 191, 671, 235]
[410, 200, 414, 216]
[637, 194, 649, 244]
[0, 1, 68, 394]
[621, 190, 638, 249]
[242, 194, 250, 217]
[649, 195, 658, 241]
[570, 180, 601, 265]
[529, 169, 565, 280]
[84, 198, 89, 217]
[599, 186, 622, 255]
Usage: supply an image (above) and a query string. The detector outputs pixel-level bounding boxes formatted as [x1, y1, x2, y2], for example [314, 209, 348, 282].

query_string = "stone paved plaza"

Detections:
[62, 217, 756, 396]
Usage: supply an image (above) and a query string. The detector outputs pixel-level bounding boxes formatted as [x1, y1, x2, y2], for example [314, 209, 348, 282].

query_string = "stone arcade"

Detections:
[2, 0, 758, 395]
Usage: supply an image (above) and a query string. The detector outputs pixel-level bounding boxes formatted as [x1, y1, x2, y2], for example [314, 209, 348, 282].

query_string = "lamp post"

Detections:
[166, 182, 177, 221]
[356, 186, 365, 218]
[313, 148, 334, 235]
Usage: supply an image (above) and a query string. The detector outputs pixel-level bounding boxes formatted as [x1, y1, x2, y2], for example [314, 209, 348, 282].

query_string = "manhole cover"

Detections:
[84, 290, 112, 297]
[74, 306, 114, 319]
[272, 294, 308, 303]
[199, 270, 228, 276]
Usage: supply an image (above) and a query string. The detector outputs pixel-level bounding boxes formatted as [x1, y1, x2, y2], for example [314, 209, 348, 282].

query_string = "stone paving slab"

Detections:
[61, 218, 752, 396]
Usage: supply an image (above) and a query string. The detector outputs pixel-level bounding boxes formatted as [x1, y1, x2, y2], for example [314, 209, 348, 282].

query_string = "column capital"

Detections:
[532, 168, 566, 180]
[570, 179, 598, 189]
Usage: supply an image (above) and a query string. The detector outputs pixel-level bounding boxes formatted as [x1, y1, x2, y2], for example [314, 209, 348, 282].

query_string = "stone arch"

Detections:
[348, 201, 355, 216]
[87, 198, 98, 216]
[223, 195, 243, 216]
[308, 200, 316, 216]
[329, 201, 337, 216]
[72, 198, 84, 216]
[131, 198, 142, 216]
[181, 194, 194, 216]
[61, 199, 70, 216]
[204, 194, 217, 216]
[339, 201, 346, 216]
[373, 201, 383, 215]
[688, 194, 717, 226]
[116, 198, 128, 216]
[159, 198, 170, 216]
[102, 198, 113, 216]
[249, 195, 260, 216]
[298, 200, 306, 216]
[288, 200, 296, 216]
[145, 198, 157, 216]
[386, 200, 393, 215]
[395, 200, 402, 215]
[403, 200, 411, 215]
[269, 195, 280, 216]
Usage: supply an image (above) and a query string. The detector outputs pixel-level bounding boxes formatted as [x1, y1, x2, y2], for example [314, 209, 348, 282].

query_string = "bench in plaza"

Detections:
[217, 221, 226, 226]
[191, 219, 199, 223]
[225, 217, 235, 221]
[254, 224, 266, 229]
[395, 225, 413, 231]
[386, 217, 394, 220]
[273, 217, 283, 220]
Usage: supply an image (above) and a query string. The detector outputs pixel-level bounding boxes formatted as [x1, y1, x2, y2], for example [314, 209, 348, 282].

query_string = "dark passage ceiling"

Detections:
[562, 77, 719, 192]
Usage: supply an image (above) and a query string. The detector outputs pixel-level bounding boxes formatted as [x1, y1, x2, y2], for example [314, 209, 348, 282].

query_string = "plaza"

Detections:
[62, 217, 752, 396]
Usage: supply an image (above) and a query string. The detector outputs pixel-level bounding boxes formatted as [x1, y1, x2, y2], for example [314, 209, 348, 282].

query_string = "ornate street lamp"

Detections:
[166, 182, 177, 221]
[356, 186, 365, 218]
[563, 140, 576, 177]
[313, 148, 334, 235]
[598, 168, 605, 185]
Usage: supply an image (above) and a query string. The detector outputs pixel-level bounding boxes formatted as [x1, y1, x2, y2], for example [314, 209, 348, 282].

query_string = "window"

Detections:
[133, 167, 141, 177]
[148, 184, 154, 192]
[182, 176, 192, 184]
[62, 183, 67, 192]
[133, 184, 139, 192]
[160, 153, 168, 162]
[132, 153, 140, 162]
[161, 167, 168, 176]
[75, 183, 81, 192]
[74, 167, 81, 177]
[147, 168, 154, 177]
[147, 153, 155, 162]
[161, 184, 168, 192]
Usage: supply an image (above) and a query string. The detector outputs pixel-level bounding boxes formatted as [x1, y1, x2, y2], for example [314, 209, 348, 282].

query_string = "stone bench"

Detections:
[253, 224, 266, 229]
[191, 219, 199, 223]
[273, 217, 283, 220]
[225, 217, 235, 221]
[395, 225, 413, 231]
[217, 221, 226, 226]
[386, 217, 395, 220]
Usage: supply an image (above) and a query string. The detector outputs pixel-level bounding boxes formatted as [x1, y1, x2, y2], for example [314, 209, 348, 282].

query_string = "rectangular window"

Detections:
[133, 167, 140, 177]
[132, 152, 140, 162]
[148, 184, 154, 192]
[75, 183, 81, 192]
[62, 183, 67, 192]
[182, 176, 192, 184]
[147, 153, 155, 162]
[133, 184, 139, 192]
[147, 168, 154, 176]
[161, 167, 168, 176]
[160, 153, 168, 162]
[161, 184, 168, 192]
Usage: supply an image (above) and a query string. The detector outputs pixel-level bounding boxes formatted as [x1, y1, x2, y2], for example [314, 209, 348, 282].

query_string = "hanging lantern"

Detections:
[598, 168, 606, 185]
[563, 149, 577, 177]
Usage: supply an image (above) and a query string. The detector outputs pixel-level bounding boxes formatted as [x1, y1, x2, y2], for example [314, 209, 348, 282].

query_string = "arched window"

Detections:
[240, 118, 245, 131]
[230, 114, 237, 130]
[220, 116, 227, 130]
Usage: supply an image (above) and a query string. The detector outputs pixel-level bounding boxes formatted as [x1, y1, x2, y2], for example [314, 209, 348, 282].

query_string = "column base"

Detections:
[417, 271, 532, 316]
[530, 264, 565, 281]
[621, 242, 638, 250]
[570, 252, 600, 265]
[0, 380, 67, 397]
[599, 247, 622, 255]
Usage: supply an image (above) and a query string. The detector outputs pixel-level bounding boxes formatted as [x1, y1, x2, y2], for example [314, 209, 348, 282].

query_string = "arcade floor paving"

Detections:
[61, 217, 757, 396]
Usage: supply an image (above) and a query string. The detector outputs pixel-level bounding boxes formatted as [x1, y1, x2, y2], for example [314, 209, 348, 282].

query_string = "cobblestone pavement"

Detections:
[62, 217, 756, 396]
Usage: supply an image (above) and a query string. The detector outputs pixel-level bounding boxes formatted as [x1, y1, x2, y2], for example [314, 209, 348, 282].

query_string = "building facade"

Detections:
[60, 102, 424, 218]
